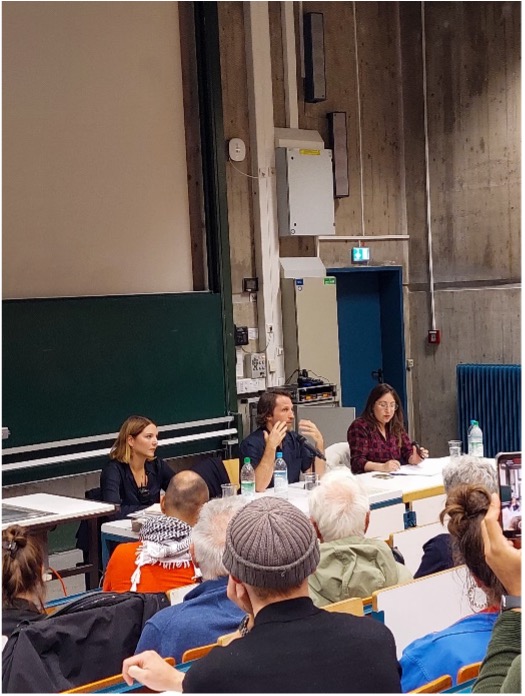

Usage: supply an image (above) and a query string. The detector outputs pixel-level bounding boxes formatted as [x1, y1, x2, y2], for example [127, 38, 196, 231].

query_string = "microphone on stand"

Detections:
[296, 433, 326, 461]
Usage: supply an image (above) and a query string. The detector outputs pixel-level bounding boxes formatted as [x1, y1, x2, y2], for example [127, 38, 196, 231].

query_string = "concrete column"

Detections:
[244, 2, 285, 386]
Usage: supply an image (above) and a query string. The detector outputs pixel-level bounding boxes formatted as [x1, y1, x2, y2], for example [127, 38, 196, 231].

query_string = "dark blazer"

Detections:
[100, 457, 174, 518]
[413, 533, 455, 579]
[183, 597, 401, 693]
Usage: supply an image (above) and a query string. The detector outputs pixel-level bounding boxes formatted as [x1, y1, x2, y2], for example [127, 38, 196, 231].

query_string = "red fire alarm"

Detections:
[428, 329, 441, 345]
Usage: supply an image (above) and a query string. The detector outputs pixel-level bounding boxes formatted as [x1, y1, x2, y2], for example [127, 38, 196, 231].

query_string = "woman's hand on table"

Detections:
[381, 459, 401, 472]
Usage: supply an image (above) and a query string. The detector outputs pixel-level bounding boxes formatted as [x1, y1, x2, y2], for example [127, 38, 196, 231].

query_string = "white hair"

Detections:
[191, 496, 246, 580]
[308, 468, 370, 542]
[442, 455, 498, 495]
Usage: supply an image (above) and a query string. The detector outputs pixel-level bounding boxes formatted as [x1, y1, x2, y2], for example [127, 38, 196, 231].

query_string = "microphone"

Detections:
[296, 433, 326, 461]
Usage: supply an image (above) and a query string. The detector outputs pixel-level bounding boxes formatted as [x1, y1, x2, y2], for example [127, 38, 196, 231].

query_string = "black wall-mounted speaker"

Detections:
[304, 12, 326, 103]
[327, 112, 349, 198]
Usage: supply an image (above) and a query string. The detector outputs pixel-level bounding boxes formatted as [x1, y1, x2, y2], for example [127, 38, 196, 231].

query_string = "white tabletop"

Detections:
[101, 517, 138, 540]
[358, 457, 449, 501]
[2, 493, 115, 530]
[257, 481, 404, 515]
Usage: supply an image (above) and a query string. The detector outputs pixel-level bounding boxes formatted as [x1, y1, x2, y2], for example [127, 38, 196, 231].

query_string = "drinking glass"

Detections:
[304, 473, 319, 491]
[221, 483, 236, 498]
[448, 440, 462, 460]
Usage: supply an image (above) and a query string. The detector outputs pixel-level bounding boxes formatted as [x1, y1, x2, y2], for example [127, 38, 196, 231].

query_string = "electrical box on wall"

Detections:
[275, 147, 335, 236]
[280, 273, 340, 394]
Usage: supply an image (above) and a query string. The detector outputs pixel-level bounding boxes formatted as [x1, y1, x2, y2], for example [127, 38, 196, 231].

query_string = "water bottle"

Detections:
[273, 451, 288, 499]
[467, 420, 484, 457]
[240, 457, 255, 500]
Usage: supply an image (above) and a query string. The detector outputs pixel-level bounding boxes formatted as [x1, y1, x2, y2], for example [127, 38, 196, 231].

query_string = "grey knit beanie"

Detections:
[222, 496, 320, 589]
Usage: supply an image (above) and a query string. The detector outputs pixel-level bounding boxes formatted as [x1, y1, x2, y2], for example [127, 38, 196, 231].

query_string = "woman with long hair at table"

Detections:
[347, 383, 428, 474]
[2, 525, 47, 637]
[100, 415, 174, 518]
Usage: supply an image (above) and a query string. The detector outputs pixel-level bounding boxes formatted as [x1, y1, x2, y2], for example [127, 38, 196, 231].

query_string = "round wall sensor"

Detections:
[228, 138, 246, 162]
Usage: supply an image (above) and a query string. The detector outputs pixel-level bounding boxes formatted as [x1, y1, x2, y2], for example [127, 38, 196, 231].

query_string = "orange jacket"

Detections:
[102, 541, 195, 593]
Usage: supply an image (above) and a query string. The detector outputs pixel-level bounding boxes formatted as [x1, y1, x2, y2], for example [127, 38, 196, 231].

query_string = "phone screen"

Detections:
[497, 452, 521, 538]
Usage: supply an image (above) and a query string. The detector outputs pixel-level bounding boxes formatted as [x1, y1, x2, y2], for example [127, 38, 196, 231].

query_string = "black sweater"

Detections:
[183, 597, 401, 693]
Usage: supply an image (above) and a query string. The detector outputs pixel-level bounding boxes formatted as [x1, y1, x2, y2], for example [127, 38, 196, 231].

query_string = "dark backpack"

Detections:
[2, 591, 169, 693]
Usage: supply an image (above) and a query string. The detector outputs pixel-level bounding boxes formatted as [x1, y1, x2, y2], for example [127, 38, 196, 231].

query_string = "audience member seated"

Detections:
[414, 455, 497, 578]
[135, 496, 246, 662]
[103, 471, 208, 593]
[400, 484, 503, 692]
[347, 383, 428, 474]
[123, 497, 402, 693]
[473, 492, 521, 693]
[190, 455, 231, 499]
[308, 468, 412, 606]
[239, 388, 326, 491]
[2, 525, 46, 637]
[101, 415, 175, 518]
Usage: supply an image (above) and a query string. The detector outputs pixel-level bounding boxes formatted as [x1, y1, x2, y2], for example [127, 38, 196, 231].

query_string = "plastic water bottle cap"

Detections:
[276, 452, 283, 459]
[243, 457, 251, 465]
[470, 420, 478, 426]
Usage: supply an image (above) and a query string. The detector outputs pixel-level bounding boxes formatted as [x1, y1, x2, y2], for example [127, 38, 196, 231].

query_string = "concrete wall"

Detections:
[218, 1, 520, 452]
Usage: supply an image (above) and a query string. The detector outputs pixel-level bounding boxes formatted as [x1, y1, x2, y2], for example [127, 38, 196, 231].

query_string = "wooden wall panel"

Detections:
[406, 2, 520, 285]
[218, 1, 520, 449]
[410, 285, 521, 453]
[297, 2, 406, 238]
[218, 2, 254, 296]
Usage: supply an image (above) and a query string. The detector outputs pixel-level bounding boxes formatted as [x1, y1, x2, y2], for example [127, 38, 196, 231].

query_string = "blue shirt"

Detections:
[400, 611, 498, 692]
[239, 428, 314, 487]
[135, 576, 244, 663]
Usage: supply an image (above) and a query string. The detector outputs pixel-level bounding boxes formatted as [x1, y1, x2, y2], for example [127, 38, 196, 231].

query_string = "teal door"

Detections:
[329, 267, 407, 419]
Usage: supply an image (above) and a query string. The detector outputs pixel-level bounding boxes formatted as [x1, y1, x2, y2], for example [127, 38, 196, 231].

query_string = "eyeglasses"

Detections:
[377, 402, 398, 411]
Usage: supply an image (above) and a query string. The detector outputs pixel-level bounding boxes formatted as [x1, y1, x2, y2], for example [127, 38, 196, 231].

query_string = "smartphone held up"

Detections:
[497, 452, 521, 539]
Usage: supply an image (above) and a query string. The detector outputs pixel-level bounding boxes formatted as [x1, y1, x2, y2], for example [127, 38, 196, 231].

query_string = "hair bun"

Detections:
[13, 534, 27, 549]
[441, 484, 491, 535]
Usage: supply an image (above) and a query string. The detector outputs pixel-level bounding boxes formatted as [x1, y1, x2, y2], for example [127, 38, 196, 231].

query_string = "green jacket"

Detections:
[473, 610, 521, 693]
[308, 535, 413, 607]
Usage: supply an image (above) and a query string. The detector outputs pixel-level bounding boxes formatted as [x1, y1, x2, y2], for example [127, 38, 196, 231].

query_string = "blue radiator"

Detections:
[456, 364, 521, 458]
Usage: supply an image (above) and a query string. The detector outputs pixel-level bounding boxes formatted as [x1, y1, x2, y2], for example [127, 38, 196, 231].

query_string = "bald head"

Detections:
[161, 470, 209, 526]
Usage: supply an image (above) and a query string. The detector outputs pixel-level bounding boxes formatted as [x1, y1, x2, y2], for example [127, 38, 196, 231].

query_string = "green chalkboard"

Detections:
[3, 293, 228, 448]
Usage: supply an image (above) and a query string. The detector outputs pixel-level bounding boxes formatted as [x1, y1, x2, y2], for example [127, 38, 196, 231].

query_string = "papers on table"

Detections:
[391, 458, 446, 477]
[127, 503, 162, 518]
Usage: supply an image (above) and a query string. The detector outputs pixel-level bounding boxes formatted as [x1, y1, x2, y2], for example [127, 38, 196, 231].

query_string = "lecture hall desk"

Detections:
[2, 492, 115, 589]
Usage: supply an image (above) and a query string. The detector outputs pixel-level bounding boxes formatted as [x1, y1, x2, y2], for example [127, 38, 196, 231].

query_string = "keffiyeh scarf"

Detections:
[130, 515, 192, 592]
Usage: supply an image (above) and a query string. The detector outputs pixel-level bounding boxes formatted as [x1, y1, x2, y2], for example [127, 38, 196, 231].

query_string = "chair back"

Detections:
[388, 522, 445, 574]
[457, 662, 481, 684]
[217, 631, 238, 647]
[372, 565, 485, 658]
[323, 597, 364, 616]
[223, 458, 240, 486]
[324, 442, 351, 470]
[166, 582, 199, 606]
[411, 674, 453, 693]
[181, 642, 217, 663]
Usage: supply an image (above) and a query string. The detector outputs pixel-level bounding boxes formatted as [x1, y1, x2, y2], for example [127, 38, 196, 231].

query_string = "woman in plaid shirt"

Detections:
[347, 383, 428, 474]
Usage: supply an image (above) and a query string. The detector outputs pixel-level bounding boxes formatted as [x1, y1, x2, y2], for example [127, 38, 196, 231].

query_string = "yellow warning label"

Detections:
[299, 149, 321, 156]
